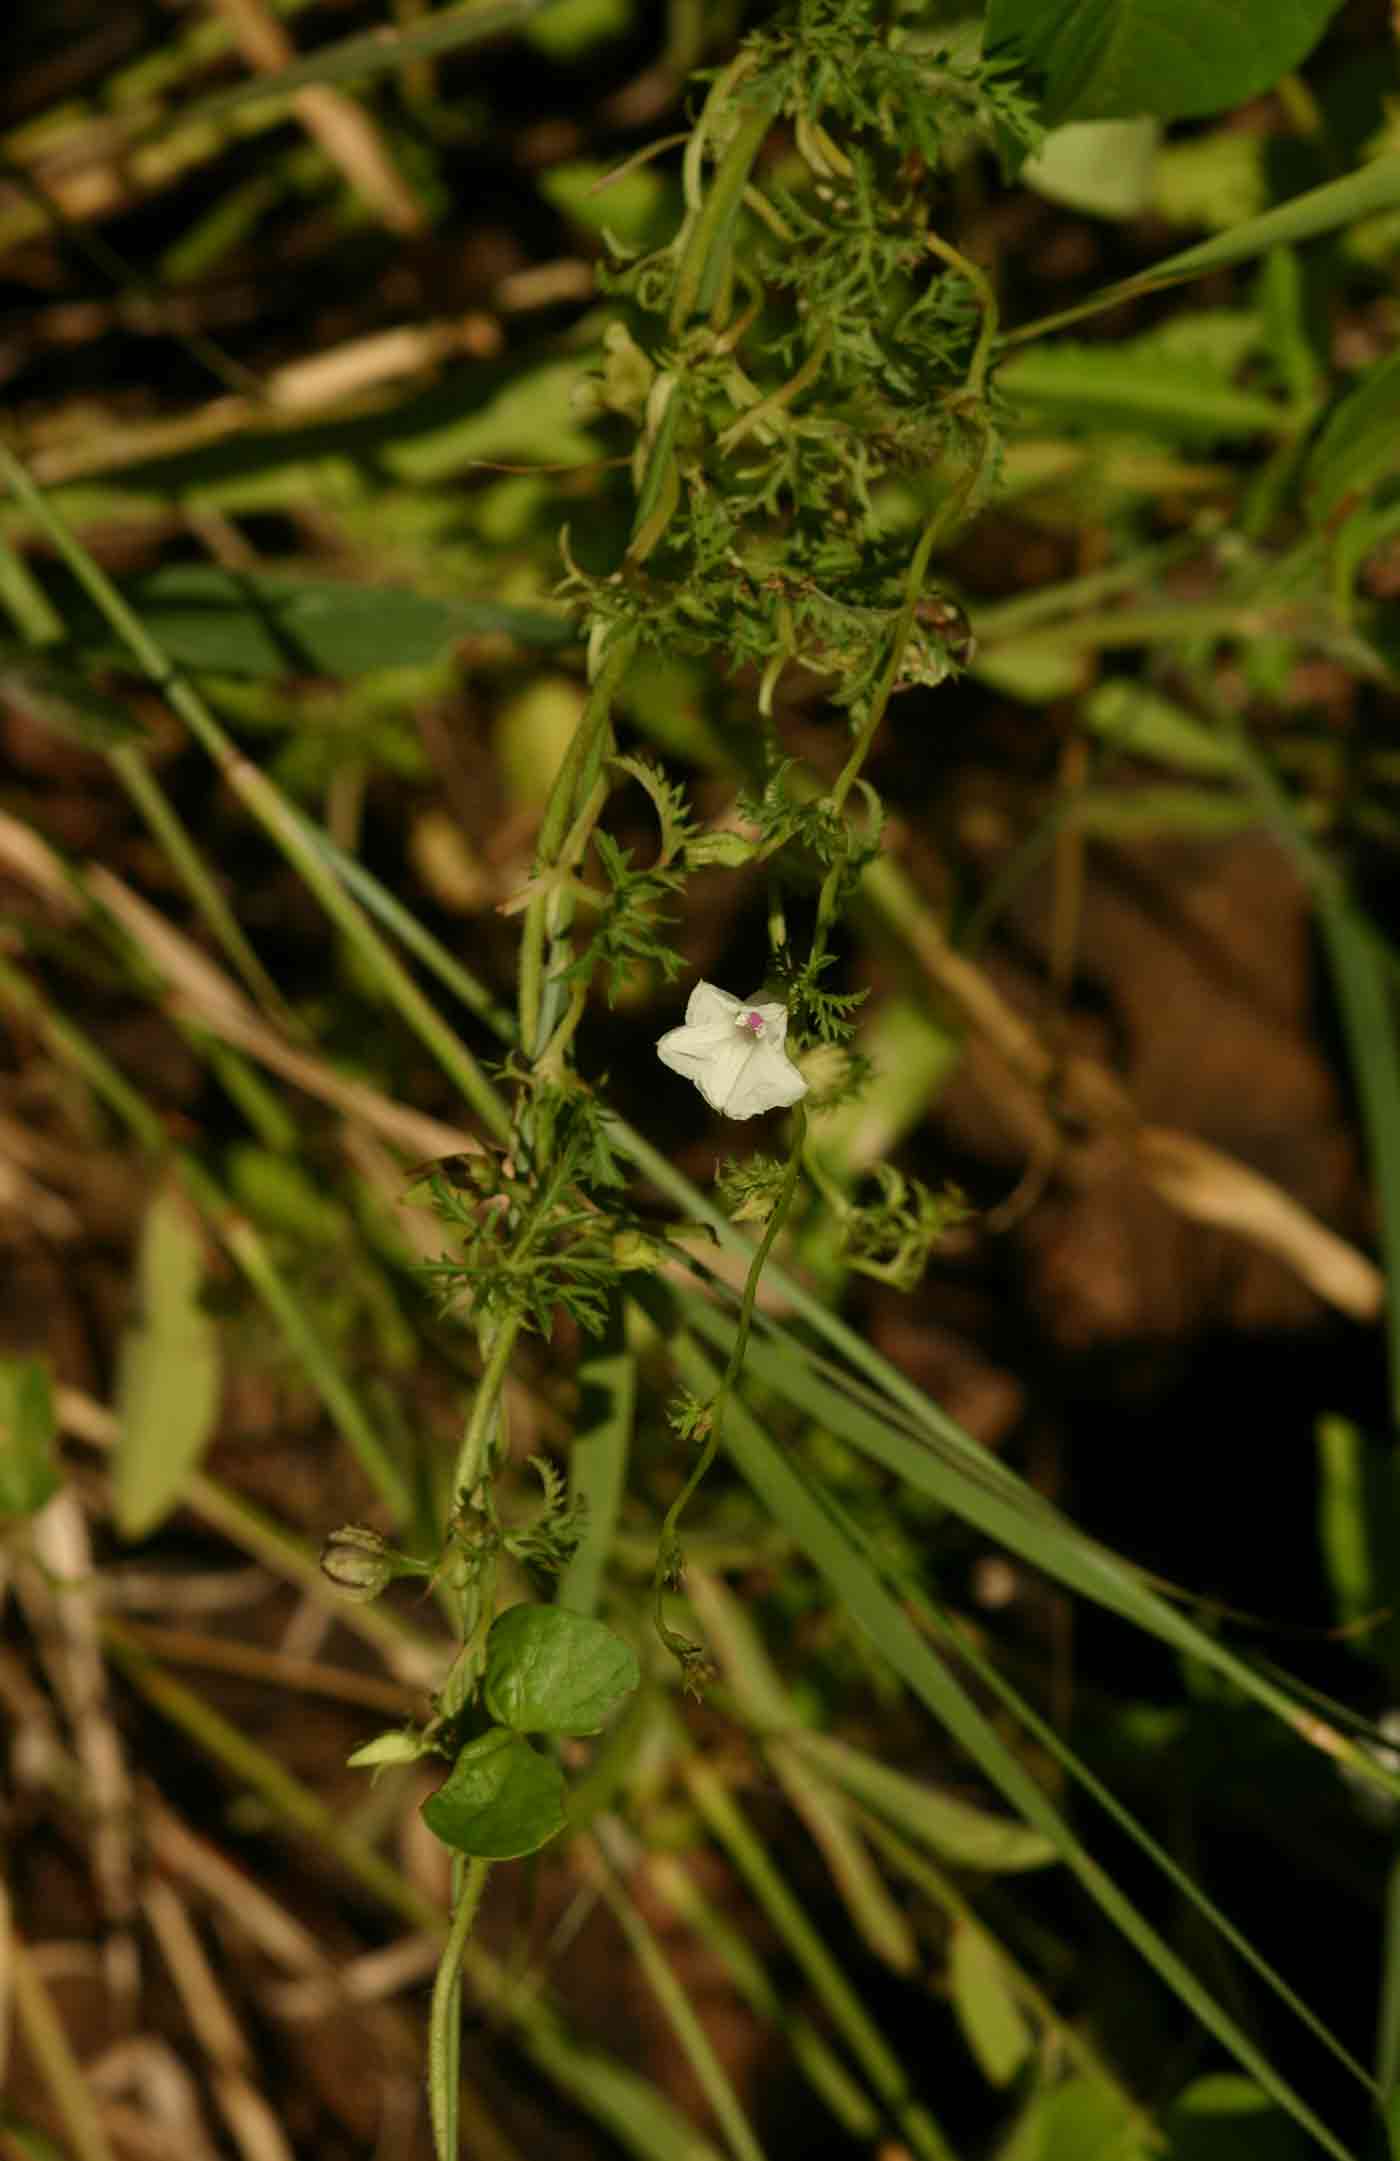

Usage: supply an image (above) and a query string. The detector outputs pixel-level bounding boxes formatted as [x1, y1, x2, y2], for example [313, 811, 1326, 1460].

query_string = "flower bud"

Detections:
[321, 1525, 395, 1602]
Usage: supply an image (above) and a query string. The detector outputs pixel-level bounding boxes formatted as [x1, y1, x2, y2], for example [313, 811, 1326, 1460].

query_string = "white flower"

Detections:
[656, 982, 808, 1120]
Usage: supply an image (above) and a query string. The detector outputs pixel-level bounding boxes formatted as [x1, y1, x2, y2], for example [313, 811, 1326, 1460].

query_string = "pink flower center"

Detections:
[737, 1009, 766, 1038]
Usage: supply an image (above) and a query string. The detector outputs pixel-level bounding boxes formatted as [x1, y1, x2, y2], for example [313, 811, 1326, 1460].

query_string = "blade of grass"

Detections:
[99, 1626, 726, 2161]
[642, 1845, 884, 2140]
[58, 1380, 445, 1687]
[687, 1566, 919, 1972]
[902, 1578, 1376, 2099]
[0, 533, 292, 1023]
[864, 1813, 1159, 2137]
[668, 1711, 958, 2161]
[673, 1276, 1397, 1801]
[8, 1929, 117, 2161]
[1003, 155, 1400, 347]
[0, 948, 415, 1524]
[1200, 698, 1400, 1426]
[1315, 899, 1400, 1430]
[558, 1301, 634, 1620]
[1372, 1849, 1400, 2112]
[0, 443, 511, 1148]
[162, 0, 546, 128]
[665, 1326, 1360, 2160]
[584, 1829, 770, 2161]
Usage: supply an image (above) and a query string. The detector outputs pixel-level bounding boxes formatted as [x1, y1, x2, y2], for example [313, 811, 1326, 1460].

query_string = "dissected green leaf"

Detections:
[114, 1181, 221, 1539]
[986, 0, 1345, 125]
[0, 1358, 59, 1518]
[483, 1603, 640, 1735]
[949, 1924, 1033, 2085]
[421, 1727, 566, 1858]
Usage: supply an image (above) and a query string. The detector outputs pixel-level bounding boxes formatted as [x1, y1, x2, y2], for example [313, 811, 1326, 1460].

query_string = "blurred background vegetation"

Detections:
[3, 2, 1400, 2159]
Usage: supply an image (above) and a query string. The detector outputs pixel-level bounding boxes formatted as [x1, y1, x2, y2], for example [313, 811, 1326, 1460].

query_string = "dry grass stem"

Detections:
[205, 0, 425, 234]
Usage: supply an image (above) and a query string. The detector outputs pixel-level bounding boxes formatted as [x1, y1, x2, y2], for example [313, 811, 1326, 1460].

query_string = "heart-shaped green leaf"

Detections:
[421, 1729, 566, 1859]
[483, 1604, 640, 1735]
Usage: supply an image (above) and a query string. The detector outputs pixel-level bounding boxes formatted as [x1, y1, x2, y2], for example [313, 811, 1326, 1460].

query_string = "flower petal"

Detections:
[725, 1040, 808, 1118]
[656, 983, 808, 1120]
[656, 1018, 736, 1083]
[685, 981, 742, 1029]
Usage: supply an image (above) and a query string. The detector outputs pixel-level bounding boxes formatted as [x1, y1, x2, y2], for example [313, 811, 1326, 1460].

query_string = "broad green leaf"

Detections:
[226, 1145, 349, 1243]
[1163, 2073, 1310, 2160]
[1024, 118, 1160, 218]
[87, 568, 570, 679]
[495, 678, 588, 807]
[526, 0, 629, 59]
[971, 635, 1091, 703]
[1000, 2075, 1152, 2161]
[115, 1182, 221, 1539]
[788, 1730, 1058, 1871]
[0, 644, 145, 749]
[986, 0, 1345, 125]
[421, 1727, 566, 1858]
[949, 1924, 1033, 2085]
[1306, 349, 1400, 521]
[483, 1604, 640, 1735]
[1151, 131, 1269, 232]
[0, 1358, 59, 1518]
[540, 160, 670, 246]
[998, 346, 1285, 445]
[1070, 786, 1257, 839]
[1082, 680, 1243, 775]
